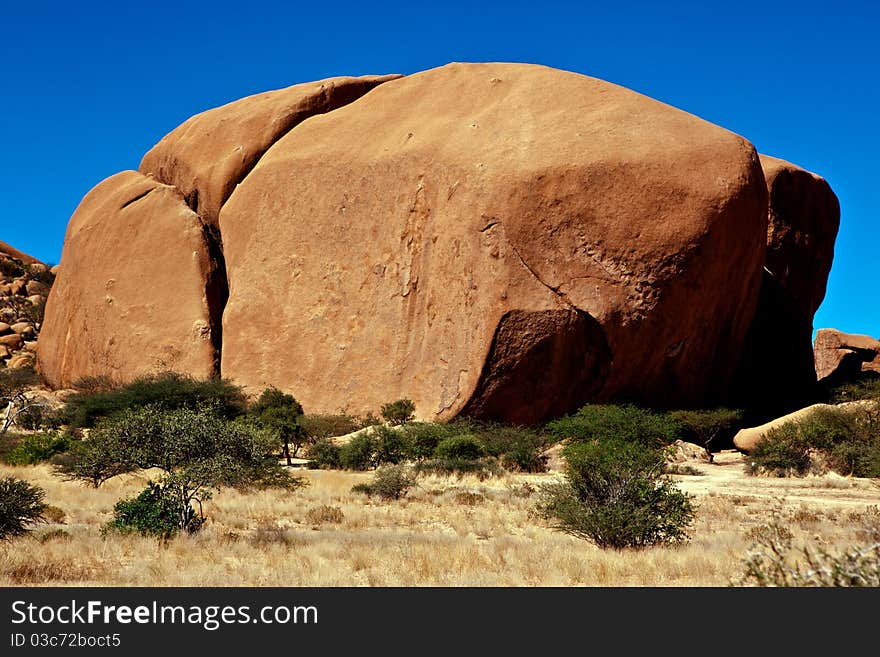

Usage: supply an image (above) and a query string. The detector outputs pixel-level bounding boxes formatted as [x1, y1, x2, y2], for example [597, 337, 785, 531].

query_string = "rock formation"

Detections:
[731, 156, 840, 416]
[39, 62, 842, 424]
[0, 243, 50, 370]
[814, 328, 880, 383]
[139, 74, 402, 228]
[37, 171, 220, 387]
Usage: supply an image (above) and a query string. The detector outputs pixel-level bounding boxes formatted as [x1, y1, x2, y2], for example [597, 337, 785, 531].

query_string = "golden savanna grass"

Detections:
[2, 453, 879, 587]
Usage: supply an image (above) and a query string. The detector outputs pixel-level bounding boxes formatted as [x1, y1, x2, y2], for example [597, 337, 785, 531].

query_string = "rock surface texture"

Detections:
[731, 156, 840, 416]
[37, 171, 220, 387]
[40, 62, 842, 423]
[139, 75, 402, 227]
[814, 328, 880, 383]
[0, 243, 50, 369]
[219, 63, 767, 421]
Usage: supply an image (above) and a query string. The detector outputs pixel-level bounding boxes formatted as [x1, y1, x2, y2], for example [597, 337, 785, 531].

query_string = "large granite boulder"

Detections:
[218, 62, 768, 421]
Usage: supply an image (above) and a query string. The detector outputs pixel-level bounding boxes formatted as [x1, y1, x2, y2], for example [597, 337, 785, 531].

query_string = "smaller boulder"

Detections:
[25, 280, 49, 296]
[0, 333, 23, 350]
[0, 322, 9, 335]
[814, 328, 880, 382]
[10, 322, 34, 337]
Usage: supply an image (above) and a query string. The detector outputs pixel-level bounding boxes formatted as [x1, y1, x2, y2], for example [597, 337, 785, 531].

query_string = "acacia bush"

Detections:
[547, 404, 680, 448]
[0, 476, 47, 540]
[539, 438, 695, 549]
[380, 399, 416, 425]
[477, 425, 548, 472]
[667, 408, 743, 450]
[56, 405, 304, 533]
[59, 372, 248, 431]
[248, 387, 306, 466]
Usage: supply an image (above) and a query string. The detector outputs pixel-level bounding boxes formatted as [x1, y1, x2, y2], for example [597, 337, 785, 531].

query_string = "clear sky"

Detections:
[1, 1, 877, 336]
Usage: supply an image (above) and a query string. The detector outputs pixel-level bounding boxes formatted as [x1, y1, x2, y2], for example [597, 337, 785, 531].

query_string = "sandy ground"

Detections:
[672, 450, 880, 509]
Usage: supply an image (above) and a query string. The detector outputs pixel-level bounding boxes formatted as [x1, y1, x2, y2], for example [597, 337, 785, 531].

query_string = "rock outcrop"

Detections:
[731, 156, 840, 416]
[219, 63, 767, 421]
[0, 243, 50, 370]
[41, 62, 844, 424]
[814, 328, 880, 383]
[37, 171, 220, 387]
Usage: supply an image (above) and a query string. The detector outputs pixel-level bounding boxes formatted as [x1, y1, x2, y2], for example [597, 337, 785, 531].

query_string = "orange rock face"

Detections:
[219, 63, 768, 421]
[37, 171, 220, 387]
[761, 155, 840, 318]
[814, 328, 880, 382]
[139, 75, 402, 227]
[731, 156, 840, 416]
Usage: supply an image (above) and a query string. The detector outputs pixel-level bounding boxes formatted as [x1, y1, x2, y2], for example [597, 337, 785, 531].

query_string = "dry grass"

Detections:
[2, 459, 879, 587]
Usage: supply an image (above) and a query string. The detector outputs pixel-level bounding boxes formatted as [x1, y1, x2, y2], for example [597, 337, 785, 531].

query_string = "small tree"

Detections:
[667, 408, 743, 459]
[250, 387, 306, 466]
[380, 399, 416, 425]
[0, 476, 47, 540]
[1, 368, 50, 435]
[57, 405, 303, 533]
[539, 438, 695, 549]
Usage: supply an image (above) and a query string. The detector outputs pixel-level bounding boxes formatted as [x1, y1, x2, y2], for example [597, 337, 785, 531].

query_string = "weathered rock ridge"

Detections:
[39, 63, 841, 423]
[731, 155, 840, 416]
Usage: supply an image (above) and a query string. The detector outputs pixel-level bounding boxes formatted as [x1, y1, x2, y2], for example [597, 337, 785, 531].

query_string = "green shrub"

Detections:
[547, 404, 680, 447]
[748, 407, 880, 478]
[300, 413, 361, 440]
[59, 372, 248, 430]
[476, 425, 547, 472]
[538, 438, 695, 549]
[434, 435, 484, 460]
[380, 399, 416, 425]
[414, 457, 502, 480]
[667, 408, 743, 449]
[350, 465, 417, 500]
[2, 432, 70, 466]
[103, 482, 190, 539]
[56, 405, 303, 531]
[373, 426, 409, 465]
[307, 438, 341, 469]
[339, 433, 377, 470]
[0, 476, 47, 540]
[826, 375, 880, 404]
[399, 422, 464, 459]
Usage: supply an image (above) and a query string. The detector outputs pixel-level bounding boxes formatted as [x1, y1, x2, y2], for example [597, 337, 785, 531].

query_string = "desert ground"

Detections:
[2, 451, 878, 587]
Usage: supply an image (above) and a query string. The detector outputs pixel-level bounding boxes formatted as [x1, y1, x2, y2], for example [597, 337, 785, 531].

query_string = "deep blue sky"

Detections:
[1, 1, 877, 336]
